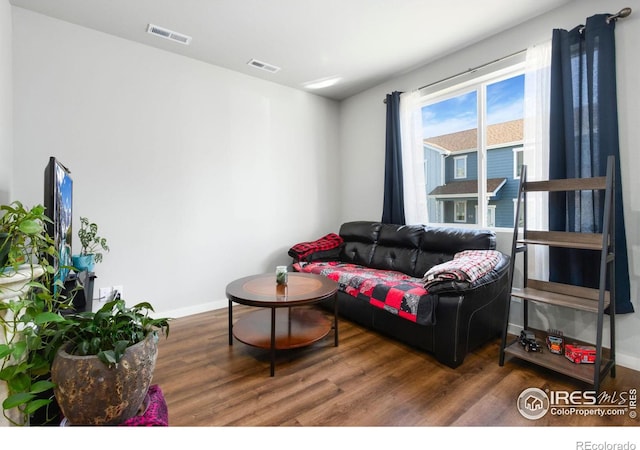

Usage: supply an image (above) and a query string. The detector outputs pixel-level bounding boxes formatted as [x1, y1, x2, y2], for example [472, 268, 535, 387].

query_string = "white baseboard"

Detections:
[159, 298, 227, 321]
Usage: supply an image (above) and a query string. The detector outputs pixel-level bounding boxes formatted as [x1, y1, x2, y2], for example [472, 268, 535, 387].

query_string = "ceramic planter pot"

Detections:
[72, 254, 95, 272]
[51, 331, 159, 425]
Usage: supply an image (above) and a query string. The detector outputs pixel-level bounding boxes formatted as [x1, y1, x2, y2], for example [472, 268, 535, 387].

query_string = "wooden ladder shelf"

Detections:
[498, 156, 616, 392]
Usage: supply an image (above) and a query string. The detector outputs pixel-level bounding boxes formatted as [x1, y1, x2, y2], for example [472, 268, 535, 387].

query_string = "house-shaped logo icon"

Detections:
[517, 388, 550, 420]
[525, 395, 544, 411]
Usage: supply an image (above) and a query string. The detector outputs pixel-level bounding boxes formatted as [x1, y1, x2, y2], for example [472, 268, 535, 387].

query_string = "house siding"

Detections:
[488, 146, 520, 228]
[424, 146, 445, 222]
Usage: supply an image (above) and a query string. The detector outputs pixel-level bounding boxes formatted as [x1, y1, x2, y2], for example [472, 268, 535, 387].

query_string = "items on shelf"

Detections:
[546, 329, 564, 355]
[565, 344, 597, 364]
[519, 330, 543, 353]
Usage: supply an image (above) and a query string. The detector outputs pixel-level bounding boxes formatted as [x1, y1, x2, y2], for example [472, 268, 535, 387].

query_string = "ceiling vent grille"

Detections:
[147, 24, 192, 45]
[247, 59, 281, 73]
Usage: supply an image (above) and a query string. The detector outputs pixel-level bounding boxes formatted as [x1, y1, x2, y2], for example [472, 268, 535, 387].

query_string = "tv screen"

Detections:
[44, 157, 73, 289]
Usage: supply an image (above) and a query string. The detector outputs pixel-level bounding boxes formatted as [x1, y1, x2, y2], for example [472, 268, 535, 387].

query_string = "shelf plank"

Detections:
[504, 329, 613, 386]
[519, 230, 605, 250]
[526, 279, 609, 302]
[503, 342, 612, 385]
[511, 280, 610, 313]
[524, 177, 606, 192]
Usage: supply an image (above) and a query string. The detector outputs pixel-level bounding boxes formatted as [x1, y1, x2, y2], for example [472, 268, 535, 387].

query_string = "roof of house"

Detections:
[424, 119, 523, 153]
[428, 177, 508, 197]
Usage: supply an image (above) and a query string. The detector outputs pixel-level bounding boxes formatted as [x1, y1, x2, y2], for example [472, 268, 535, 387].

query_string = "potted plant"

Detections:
[72, 216, 109, 272]
[1, 201, 69, 426]
[48, 298, 170, 425]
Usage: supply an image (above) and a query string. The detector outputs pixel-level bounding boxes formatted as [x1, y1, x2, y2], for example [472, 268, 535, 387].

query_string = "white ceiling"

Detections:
[9, 0, 573, 100]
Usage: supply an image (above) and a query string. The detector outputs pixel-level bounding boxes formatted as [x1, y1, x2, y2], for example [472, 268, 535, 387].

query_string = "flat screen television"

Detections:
[44, 157, 73, 290]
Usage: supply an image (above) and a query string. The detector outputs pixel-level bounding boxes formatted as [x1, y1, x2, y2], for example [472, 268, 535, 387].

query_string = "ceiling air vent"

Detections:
[247, 59, 281, 73]
[146, 24, 192, 45]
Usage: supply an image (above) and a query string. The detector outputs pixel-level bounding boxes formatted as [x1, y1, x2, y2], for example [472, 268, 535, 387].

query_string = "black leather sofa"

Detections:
[291, 221, 510, 368]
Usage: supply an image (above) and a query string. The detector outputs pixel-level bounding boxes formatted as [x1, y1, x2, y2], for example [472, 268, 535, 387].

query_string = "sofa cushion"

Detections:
[368, 224, 423, 275]
[294, 261, 437, 326]
[339, 221, 380, 266]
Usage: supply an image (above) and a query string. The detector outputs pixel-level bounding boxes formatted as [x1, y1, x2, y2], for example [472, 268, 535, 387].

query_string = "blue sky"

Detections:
[421, 74, 524, 139]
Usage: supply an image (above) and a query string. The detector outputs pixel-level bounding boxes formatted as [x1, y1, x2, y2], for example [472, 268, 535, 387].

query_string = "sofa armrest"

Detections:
[290, 247, 343, 263]
[288, 233, 344, 262]
[432, 259, 510, 367]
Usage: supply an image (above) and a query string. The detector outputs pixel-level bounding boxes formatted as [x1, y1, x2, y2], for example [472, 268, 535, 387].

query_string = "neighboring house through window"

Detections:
[419, 62, 525, 228]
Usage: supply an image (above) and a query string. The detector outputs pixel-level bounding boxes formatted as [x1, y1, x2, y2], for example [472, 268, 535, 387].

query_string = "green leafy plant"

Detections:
[77, 217, 109, 263]
[0, 201, 71, 425]
[1, 202, 54, 272]
[48, 299, 170, 368]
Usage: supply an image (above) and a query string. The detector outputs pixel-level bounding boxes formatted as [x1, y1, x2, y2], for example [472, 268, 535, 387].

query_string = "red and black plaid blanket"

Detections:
[293, 261, 436, 325]
[422, 249, 502, 289]
[288, 233, 344, 261]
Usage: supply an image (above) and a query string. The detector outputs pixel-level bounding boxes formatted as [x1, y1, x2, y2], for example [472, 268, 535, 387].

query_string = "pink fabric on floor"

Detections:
[119, 384, 168, 426]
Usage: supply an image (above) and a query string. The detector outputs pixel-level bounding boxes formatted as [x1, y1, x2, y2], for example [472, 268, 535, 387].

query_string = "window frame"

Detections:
[475, 204, 496, 227]
[454, 200, 467, 223]
[453, 155, 467, 179]
[513, 146, 524, 179]
[418, 58, 525, 229]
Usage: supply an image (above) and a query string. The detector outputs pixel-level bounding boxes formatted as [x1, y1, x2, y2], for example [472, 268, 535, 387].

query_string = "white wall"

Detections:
[0, 0, 11, 203]
[339, 0, 640, 370]
[0, 0, 12, 426]
[11, 8, 341, 318]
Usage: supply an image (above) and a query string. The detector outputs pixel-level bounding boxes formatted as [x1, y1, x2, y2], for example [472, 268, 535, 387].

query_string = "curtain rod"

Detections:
[607, 6, 632, 23]
[417, 48, 526, 92]
[384, 6, 632, 104]
[383, 49, 525, 104]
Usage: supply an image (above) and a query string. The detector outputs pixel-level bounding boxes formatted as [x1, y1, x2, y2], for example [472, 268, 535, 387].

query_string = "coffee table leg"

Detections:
[228, 299, 233, 345]
[270, 307, 276, 376]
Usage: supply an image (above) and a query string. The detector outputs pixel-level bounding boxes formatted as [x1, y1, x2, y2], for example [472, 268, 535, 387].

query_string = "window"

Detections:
[475, 204, 496, 227]
[454, 155, 467, 179]
[454, 201, 467, 222]
[419, 61, 525, 228]
[513, 147, 524, 179]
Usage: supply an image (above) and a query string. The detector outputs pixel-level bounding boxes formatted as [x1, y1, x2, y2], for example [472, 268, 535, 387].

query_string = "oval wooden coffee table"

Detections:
[226, 272, 338, 376]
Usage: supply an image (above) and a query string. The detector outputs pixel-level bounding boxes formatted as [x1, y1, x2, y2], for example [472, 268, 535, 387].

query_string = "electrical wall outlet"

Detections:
[98, 287, 111, 302]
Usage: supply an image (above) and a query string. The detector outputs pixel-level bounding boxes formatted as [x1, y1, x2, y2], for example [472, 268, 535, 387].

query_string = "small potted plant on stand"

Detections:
[72, 217, 109, 272]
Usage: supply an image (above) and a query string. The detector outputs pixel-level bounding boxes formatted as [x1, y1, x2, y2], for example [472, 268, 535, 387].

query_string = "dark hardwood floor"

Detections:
[152, 305, 639, 428]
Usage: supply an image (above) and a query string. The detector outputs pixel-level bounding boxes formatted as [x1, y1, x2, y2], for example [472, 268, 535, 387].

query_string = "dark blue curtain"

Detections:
[549, 14, 633, 314]
[382, 91, 405, 225]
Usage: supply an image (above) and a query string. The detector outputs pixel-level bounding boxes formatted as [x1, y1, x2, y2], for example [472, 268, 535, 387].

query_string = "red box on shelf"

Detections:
[564, 344, 596, 364]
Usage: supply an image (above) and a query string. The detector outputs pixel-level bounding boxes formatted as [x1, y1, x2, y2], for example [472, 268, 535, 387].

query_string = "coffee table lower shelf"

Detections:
[233, 307, 332, 349]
